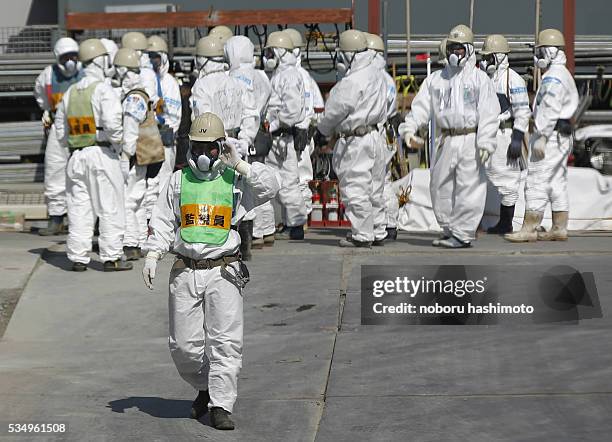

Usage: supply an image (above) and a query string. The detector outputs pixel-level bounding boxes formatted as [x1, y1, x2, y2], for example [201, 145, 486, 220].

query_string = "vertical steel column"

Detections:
[563, 0, 576, 74]
[406, 0, 411, 76]
[368, 0, 380, 35]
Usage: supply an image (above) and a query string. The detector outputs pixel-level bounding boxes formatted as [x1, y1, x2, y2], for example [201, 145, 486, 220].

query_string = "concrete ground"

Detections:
[0, 228, 611, 441]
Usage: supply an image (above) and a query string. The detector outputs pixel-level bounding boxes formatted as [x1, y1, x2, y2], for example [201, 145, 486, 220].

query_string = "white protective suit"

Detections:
[141, 56, 182, 220]
[372, 50, 400, 230]
[54, 63, 125, 264]
[225, 36, 274, 236]
[295, 52, 324, 215]
[143, 162, 280, 413]
[399, 51, 500, 242]
[526, 50, 579, 213]
[120, 76, 150, 248]
[265, 49, 307, 228]
[485, 57, 531, 206]
[34, 64, 83, 216]
[318, 50, 388, 242]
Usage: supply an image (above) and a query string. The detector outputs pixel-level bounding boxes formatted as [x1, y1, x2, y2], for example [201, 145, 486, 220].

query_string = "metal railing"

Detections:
[0, 25, 58, 55]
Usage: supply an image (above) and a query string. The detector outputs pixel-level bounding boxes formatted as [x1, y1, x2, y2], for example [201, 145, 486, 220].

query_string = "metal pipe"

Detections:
[469, 0, 475, 30]
[405, 0, 411, 77]
[564, 0, 576, 74]
[534, 0, 541, 92]
[382, 1, 389, 62]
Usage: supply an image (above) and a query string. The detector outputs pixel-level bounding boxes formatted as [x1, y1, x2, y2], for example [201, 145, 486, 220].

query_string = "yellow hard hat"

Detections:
[284, 28, 306, 49]
[209, 25, 233, 43]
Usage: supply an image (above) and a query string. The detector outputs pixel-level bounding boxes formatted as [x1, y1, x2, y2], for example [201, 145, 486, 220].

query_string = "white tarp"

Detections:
[392, 167, 612, 232]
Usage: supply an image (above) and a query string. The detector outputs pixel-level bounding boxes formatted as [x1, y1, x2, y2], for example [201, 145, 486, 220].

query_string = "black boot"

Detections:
[71, 262, 88, 272]
[123, 246, 141, 261]
[103, 259, 133, 272]
[210, 407, 235, 430]
[385, 227, 398, 241]
[487, 204, 515, 234]
[190, 390, 210, 419]
[39, 215, 64, 236]
[289, 225, 304, 240]
[238, 220, 253, 261]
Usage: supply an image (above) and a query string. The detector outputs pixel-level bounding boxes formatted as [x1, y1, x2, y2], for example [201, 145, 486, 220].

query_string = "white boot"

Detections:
[538, 211, 569, 241]
[504, 211, 543, 243]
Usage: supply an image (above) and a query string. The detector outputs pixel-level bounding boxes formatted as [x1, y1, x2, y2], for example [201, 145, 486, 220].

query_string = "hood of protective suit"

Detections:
[225, 36, 255, 71]
[550, 48, 567, 66]
[140, 52, 152, 69]
[490, 54, 509, 80]
[83, 59, 106, 82]
[121, 71, 142, 98]
[198, 59, 228, 78]
[369, 50, 386, 70]
[156, 52, 170, 76]
[276, 48, 298, 71]
[344, 50, 375, 76]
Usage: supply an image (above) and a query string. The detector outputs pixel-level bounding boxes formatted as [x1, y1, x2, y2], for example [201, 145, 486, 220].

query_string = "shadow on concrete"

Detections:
[28, 246, 105, 272]
[107, 397, 192, 419]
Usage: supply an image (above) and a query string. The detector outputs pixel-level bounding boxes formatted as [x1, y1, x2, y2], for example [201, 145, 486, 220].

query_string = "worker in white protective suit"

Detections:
[365, 32, 401, 242]
[224, 35, 273, 256]
[141, 113, 280, 430]
[399, 24, 500, 248]
[284, 28, 325, 219]
[113, 48, 162, 261]
[54, 39, 131, 272]
[263, 31, 308, 240]
[315, 30, 387, 247]
[34, 37, 83, 235]
[479, 34, 531, 234]
[141, 35, 183, 221]
[121, 32, 158, 104]
[505, 29, 579, 242]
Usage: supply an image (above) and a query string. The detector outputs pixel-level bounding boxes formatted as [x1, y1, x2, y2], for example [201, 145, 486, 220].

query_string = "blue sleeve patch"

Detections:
[510, 87, 527, 94]
[542, 76, 562, 85]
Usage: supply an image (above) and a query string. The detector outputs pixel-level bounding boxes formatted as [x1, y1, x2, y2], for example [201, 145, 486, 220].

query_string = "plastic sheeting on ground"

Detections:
[391, 167, 612, 232]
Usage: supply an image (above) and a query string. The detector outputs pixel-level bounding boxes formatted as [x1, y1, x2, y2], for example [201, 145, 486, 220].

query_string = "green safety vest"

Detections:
[66, 81, 99, 149]
[179, 167, 235, 245]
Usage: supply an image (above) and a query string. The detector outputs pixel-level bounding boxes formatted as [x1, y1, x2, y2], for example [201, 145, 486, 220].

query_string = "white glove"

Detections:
[221, 138, 251, 176]
[120, 157, 130, 183]
[479, 149, 490, 164]
[532, 135, 547, 161]
[398, 123, 424, 147]
[227, 137, 249, 158]
[142, 252, 159, 290]
[42, 110, 52, 128]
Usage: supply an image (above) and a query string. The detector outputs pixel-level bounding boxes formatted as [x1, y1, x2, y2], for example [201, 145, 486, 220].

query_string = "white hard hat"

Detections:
[79, 38, 107, 63]
[365, 33, 385, 52]
[339, 29, 367, 52]
[447, 24, 474, 45]
[147, 35, 168, 53]
[265, 31, 294, 50]
[536, 28, 565, 48]
[481, 34, 510, 55]
[114, 48, 140, 69]
[53, 37, 79, 59]
[209, 25, 233, 43]
[122, 31, 148, 51]
[284, 28, 306, 49]
[195, 36, 225, 58]
[189, 112, 225, 142]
